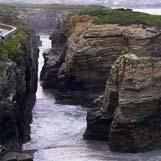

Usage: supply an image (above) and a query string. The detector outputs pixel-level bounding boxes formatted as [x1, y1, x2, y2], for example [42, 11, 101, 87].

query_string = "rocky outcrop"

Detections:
[85, 52, 161, 152]
[0, 28, 39, 151]
[109, 54, 161, 152]
[40, 12, 161, 152]
[83, 25, 161, 152]
[41, 17, 128, 106]
[40, 31, 68, 89]
[41, 15, 98, 106]
[41, 16, 161, 107]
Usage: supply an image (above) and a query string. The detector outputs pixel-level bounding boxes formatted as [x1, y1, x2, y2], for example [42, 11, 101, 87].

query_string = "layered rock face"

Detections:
[0, 30, 39, 151]
[41, 15, 95, 106]
[84, 25, 161, 141]
[84, 26, 161, 152]
[41, 17, 128, 106]
[0, 4, 97, 32]
[41, 15, 161, 107]
[41, 13, 161, 152]
[109, 54, 161, 152]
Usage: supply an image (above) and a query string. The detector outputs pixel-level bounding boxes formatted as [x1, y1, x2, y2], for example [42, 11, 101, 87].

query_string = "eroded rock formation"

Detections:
[41, 14, 161, 108]
[109, 54, 161, 152]
[84, 25, 161, 142]
[85, 53, 161, 152]
[40, 13, 161, 152]
[41, 17, 127, 106]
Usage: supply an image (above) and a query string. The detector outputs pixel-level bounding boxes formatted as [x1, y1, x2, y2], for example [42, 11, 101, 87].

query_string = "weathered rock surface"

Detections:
[41, 17, 126, 106]
[40, 13, 161, 152]
[109, 54, 161, 152]
[85, 52, 161, 152]
[41, 15, 161, 108]
[41, 15, 98, 106]
[0, 29, 39, 151]
[82, 25, 161, 153]
[40, 31, 68, 89]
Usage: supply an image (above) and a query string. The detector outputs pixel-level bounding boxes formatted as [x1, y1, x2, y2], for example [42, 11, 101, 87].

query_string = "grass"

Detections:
[0, 13, 32, 88]
[0, 31, 29, 64]
[79, 8, 161, 28]
[0, 15, 31, 64]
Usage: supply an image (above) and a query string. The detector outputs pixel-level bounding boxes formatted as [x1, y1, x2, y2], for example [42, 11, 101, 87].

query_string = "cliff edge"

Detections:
[0, 16, 39, 152]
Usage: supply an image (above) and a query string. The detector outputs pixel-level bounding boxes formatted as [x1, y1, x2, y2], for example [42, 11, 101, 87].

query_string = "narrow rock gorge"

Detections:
[1, 4, 161, 160]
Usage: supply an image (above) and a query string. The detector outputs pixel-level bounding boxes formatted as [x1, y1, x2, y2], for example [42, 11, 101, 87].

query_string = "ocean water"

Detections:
[133, 8, 161, 15]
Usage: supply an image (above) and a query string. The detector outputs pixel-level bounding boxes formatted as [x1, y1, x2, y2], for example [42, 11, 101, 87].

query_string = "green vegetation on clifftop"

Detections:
[0, 16, 31, 64]
[80, 8, 161, 28]
[0, 31, 29, 64]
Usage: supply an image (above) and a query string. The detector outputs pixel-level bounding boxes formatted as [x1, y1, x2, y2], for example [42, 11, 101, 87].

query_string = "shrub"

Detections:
[0, 31, 29, 64]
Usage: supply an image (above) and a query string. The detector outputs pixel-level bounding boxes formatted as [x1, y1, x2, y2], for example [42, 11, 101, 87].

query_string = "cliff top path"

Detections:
[0, 23, 17, 39]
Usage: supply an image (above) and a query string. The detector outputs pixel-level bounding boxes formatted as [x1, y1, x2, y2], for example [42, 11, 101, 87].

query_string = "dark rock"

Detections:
[83, 108, 112, 141]
[84, 78, 119, 140]
[36, 35, 42, 47]
[0, 29, 39, 151]
[40, 31, 67, 88]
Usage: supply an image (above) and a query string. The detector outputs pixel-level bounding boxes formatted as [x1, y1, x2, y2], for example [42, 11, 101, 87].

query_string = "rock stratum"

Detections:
[41, 9, 161, 152]
[83, 25, 161, 152]
[109, 54, 161, 152]
[0, 16, 39, 153]
[41, 15, 126, 106]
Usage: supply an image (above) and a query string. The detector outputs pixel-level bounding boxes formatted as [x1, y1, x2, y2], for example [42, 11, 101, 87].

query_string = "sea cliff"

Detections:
[0, 16, 39, 152]
[40, 8, 161, 152]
